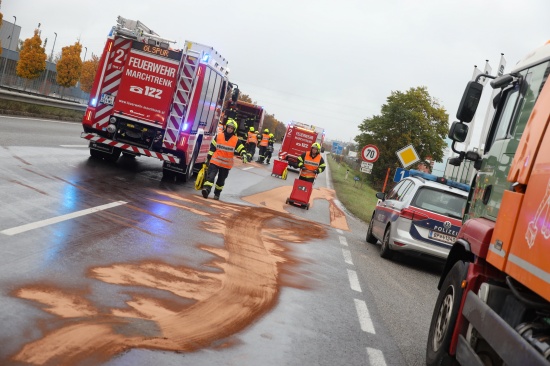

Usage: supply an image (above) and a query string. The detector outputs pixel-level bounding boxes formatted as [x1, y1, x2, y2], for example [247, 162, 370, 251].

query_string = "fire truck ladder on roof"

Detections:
[115, 16, 175, 47]
[162, 48, 201, 151]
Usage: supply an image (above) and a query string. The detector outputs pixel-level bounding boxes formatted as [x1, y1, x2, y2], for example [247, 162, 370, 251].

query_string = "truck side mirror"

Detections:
[375, 192, 386, 201]
[448, 122, 469, 142]
[456, 81, 483, 122]
[231, 88, 239, 103]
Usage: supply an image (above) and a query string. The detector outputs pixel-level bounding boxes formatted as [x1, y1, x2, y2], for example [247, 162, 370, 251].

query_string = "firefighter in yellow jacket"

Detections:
[297, 142, 325, 183]
[202, 119, 248, 200]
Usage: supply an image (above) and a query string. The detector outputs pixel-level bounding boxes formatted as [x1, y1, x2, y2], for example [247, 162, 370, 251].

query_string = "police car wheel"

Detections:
[366, 216, 377, 244]
[380, 227, 394, 259]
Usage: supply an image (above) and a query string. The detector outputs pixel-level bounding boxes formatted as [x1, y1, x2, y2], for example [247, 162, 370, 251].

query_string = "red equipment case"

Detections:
[271, 159, 288, 179]
[286, 179, 313, 210]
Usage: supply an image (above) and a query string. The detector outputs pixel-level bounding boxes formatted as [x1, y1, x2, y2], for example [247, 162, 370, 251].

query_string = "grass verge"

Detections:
[327, 154, 378, 223]
[0, 99, 85, 122]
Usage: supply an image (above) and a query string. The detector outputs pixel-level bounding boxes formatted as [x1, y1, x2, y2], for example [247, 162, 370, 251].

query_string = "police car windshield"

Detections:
[412, 188, 466, 219]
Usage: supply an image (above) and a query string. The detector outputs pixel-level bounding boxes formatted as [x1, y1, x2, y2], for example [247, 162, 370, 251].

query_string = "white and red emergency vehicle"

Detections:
[81, 16, 234, 181]
[278, 121, 325, 168]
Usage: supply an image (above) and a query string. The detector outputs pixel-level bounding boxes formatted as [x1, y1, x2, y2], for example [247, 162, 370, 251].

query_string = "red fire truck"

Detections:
[279, 121, 325, 168]
[81, 16, 236, 181]
[223, 99, 265, 144]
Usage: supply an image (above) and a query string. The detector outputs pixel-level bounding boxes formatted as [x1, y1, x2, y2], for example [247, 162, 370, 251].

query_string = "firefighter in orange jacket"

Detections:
[256, 128, 270, 163]
[202, 119, 248, 200]
[297, 142, 325, 183]
[246, 126, 258, 160]
[264, 133, 275, 164]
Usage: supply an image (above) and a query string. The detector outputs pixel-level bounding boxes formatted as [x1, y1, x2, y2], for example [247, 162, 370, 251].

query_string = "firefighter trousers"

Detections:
[257, 145, 267, 162]
[246, 142, 257, 159]
[203, 163, 230, 196]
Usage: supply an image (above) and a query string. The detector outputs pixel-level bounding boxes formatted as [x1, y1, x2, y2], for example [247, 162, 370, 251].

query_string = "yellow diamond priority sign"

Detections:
[396, 144, 420, 168]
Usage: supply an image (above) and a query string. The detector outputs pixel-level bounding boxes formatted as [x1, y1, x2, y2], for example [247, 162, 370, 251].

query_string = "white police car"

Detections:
[366, 170, 469, 260]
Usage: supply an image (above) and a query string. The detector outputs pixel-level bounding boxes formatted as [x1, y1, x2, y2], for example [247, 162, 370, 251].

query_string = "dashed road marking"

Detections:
[1, 201, 127, 236]
[60, 145, 88, 148]
[336, 229, 343, 234]
[342, 248, 353, 265]
[354, 299, 375, 334]
[366, 347, 387, 365]
[242, 167, 254, 171]
[347, 269, 362, 292]
[339, 235, 348, 246]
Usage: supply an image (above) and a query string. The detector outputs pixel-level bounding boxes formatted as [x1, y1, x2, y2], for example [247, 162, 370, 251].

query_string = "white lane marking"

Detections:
[347, 269, 362, 292]
[1, 201, 127, 236]
[242, 167, 254, 171]
[60, 145, 88, 148]
[366, 347, 386, 365]
[339, 235, 348, 246]
[0, 115, 76, 124]
[342, 248, 353, 265]
[354, 299, 375, 334]
[336, 229, 343, 234]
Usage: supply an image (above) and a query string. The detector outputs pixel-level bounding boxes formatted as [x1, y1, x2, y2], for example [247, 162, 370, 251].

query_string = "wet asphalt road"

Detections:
[0, 116, 442, 365]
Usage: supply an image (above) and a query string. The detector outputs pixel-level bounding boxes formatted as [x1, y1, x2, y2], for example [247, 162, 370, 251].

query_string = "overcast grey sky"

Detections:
[3, 0, 549, 143]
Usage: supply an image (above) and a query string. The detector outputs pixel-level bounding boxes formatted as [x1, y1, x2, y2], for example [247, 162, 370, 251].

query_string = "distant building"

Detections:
[0, 19, 21, 52]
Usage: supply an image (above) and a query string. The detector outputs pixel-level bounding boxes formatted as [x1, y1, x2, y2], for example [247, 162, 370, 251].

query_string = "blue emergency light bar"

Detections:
[409, 169, 470, 192]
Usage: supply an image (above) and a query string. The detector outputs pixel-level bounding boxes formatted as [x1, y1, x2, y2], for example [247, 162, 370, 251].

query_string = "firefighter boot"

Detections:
[213, 195, 220, 200]
[213, 189, 221, 200]
[202, 188, 210, 199]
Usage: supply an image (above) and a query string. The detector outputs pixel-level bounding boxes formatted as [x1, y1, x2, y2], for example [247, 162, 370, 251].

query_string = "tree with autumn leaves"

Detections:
[16, 29, 47, 80]
[79, 54, 99, 93]
[56, 42, 82, 88]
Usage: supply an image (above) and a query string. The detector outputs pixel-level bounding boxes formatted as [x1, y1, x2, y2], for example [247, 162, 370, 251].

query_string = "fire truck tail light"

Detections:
[179, 136, 186, 147]
[400, 208, 428, 221]
[86, 110, 93, 121]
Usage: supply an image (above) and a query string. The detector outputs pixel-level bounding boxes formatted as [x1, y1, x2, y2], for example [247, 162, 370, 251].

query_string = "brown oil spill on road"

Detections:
[243, 185, 350, 231]
[10, 192, 328, 365]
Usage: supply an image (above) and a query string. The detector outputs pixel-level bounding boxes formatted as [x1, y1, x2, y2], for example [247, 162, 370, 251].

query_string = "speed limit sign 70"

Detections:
[361, 144, 379, 163]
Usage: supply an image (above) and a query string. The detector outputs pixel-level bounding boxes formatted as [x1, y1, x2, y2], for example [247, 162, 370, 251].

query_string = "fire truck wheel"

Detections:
[105, 148, 121, 162]
[426, 260, 468, 366]
[306, 203, 310, 210]
[366, 215, 377, 244]
[285, 198, 290, 205]
[89, 148, 104, 159]
[380, 227, 394, 259]
[185, 144, 200, 182]
[162, 169, 176, 181]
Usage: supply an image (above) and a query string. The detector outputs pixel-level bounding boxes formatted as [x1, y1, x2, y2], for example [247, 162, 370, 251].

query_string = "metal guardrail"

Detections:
[0, 88, 88, 112]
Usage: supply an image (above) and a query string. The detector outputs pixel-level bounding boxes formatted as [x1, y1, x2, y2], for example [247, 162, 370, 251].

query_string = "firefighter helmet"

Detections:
[269, 133, 274, 138]
[311, 142, 321, 150]
[249, 126, 255, 132]
[264, 128, 269, 134]
[226, 119, 238, 131]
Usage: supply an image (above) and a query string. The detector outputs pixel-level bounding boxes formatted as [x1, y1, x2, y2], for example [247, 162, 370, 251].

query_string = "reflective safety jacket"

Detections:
[209, 132, 246, 169]
[259, 133, 270, 147]
[247, 131, 258, 144]
[298, 151, 326, 179]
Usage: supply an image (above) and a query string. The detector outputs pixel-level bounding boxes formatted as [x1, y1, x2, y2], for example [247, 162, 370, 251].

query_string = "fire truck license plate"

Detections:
[429, 231, 455, 244]
[100, 94, 115, 106]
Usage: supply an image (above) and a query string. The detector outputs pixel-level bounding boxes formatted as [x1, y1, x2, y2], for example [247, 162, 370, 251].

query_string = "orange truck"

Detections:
[426, 41, 550, 365]
[81, 16, 235, 182]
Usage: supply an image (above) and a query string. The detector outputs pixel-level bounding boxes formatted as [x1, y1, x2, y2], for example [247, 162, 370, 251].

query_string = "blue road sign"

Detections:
[393, 167, 410, 182]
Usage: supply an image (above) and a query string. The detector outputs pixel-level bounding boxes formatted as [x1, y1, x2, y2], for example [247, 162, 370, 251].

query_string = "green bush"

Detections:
[327, 154, 379, 223]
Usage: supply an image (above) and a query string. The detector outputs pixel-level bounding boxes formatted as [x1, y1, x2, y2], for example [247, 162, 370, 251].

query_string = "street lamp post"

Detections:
[1, 16, 17, 86]
[83, 47, 88, 62]
[42, 32, 57, 94]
